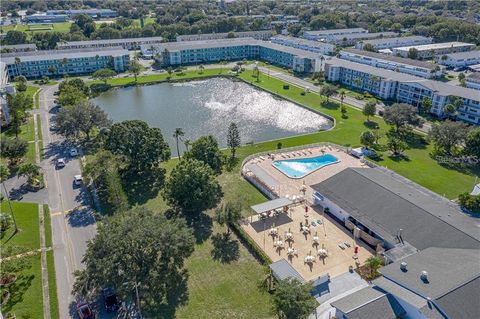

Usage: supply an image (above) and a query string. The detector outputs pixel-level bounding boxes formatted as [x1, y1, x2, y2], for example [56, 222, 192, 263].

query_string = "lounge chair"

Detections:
[338, 243, 346, 250]
[344, 242, 351, 248]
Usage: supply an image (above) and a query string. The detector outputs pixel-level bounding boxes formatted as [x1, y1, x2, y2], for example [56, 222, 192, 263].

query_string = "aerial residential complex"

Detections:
[325, 57, 480, 124]
[271, 35, 336, 55]
[436, 50, 480, 68]
[176, 30, 273, 42]
[148, 38, 322, 73]
[392, 42, 475, 59]
[2, 47, 130, 79]
[339, 48, 444, 79]
[57, 36, 164, 51]
[355, 35, 433, 51]
[303, 27, 367, 41]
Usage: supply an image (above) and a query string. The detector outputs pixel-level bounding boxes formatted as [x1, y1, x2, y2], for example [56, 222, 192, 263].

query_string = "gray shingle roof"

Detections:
[330, 32, 397, 41]
[331, 286, 385, 313]
[380, 248, 480, 299]
[342, 48, 438, 70]
[2, 43, 37, 50]
[434, 276, 480, 319]
[345, 293, 406, 319]
[443, 50, 480, 59]
[394, 41, 475, 52]
[310, 168, 480, 250]
[304, 28, 367, 36]
[360, 35, 431, 46]
[467, 72, 480, 80]
[57, 36, 164, 47]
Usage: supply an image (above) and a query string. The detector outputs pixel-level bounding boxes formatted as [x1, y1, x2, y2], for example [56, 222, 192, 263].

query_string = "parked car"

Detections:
[76, 302, 95, 319]
[69, 148, 78, 157]
[56, 158, 66, 168]
[53, 91, 59, 96]
[102, 288, 119, 312]
[74, 175, 83, 186]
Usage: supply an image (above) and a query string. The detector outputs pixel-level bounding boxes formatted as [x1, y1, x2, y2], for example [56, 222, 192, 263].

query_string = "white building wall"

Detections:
[312, 192, 350, 222]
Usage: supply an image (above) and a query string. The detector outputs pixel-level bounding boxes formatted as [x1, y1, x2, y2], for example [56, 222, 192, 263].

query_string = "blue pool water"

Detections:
[272, 154, 340, 178]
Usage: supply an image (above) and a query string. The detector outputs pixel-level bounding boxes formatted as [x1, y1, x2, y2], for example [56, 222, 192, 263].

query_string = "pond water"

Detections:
[92, 77, 332, 154]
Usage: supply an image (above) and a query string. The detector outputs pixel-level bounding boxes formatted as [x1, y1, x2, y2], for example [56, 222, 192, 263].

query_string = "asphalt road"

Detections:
[38, 85, 97, 318]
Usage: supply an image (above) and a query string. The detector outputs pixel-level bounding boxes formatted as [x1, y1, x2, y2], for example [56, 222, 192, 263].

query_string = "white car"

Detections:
[74, 175, 83, 186]
[56, 158, 66, 168]
[69, 148, 78, 157]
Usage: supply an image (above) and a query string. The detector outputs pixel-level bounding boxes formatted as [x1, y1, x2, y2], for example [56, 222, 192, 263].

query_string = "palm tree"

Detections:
[353, 78, 362, 88]
[198, 64, 205, 74]
[339, 89, 346, 108]
[0, 165, 17, 233]
[366, 256, 382, 276]
[173, 128, 185, 158]
[183, 139, 191, 152]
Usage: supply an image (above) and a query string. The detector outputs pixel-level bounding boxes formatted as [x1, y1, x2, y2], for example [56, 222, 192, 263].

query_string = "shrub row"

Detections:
[229, 221, 272, 265]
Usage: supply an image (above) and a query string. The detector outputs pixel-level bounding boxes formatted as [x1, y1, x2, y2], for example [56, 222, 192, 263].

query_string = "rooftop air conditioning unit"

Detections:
[421, 270, 429, 282]
[400, 262, 407, 271]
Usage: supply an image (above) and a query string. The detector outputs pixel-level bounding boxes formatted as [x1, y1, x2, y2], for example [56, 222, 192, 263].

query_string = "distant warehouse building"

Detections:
[303, 28, 367, 41]
[57, 36, 164, 50]
[270, 35, 336, 55]
[148, 38, 322, 73]
[25, 14, 69, 23]
[325, 57, 480, 125]
[2, 47, 129, 79]
[355, 35, 433, 51]
[176, 30, 273, 42]
[329, 32, 397, 46]
[392, 42, 475, 59]
[339, 48, 444, 78]
[47, 9, 117, 18]
[466, 72, 480, 90]
[436, 50, 480, 69]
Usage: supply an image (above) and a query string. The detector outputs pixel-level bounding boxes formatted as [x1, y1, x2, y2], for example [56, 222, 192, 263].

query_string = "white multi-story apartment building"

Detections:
[325, 57, 480, 125]
[392, 42, 475, 59]
[355, 36, 433, 51]
[57, 36, 164, 50]
[303, 28, 367, 41]
[176, 30, 273, 42]
[328, 32, 397, 46]
[466, 72, 480, 90]
[340, 49, 444, 79]
[270, 35, 336, 55]
[436, 50, 480, 68]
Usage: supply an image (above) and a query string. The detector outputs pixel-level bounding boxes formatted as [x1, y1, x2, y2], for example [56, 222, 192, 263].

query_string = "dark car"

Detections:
[76, 302, 95, 319]
[102, 288, 119, 312]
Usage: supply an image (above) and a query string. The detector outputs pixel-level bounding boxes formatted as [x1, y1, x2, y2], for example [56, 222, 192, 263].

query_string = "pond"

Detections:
[92, 77, 332, 154]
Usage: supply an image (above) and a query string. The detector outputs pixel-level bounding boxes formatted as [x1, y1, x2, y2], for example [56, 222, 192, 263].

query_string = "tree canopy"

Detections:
[163, 159, 223, 214]
[464, 128, 480, 158]
[0, 138, 28, 166]
[429, 120, 470, 155]
[227, 122, 240, 159]
[73, 208, 195, 313]
[184, 135, 224, 174]
[92, 68, 116, 84]
[272, 279, 317, 319]
[383, 103, 424, 132]
[105, 120, 170, 171]
[320, 84, 338, 103]
[362, 100, 376, 121]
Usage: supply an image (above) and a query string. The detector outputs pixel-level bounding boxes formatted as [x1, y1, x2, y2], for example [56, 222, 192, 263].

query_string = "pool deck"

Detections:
[241, 205, 374, 281]
[242, 145, 369, 200]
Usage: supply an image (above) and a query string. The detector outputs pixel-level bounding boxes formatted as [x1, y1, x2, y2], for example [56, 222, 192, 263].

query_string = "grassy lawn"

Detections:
[47, 251, 59, 319]
[0, 22, 72, 35]
[0, 254, 44, 319]
[174, 224, 273, 318]
[1, 201, 40, 257]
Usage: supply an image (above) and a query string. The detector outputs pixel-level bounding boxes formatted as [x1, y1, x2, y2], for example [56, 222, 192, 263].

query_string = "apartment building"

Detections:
[57, 36, 164, 51]
[355, 35, 433, 51]
[2, 47, 130, 79]
[1, 43, 37, 53]
[270, 35, 336, 55]
[466, 72, 480, 90]
[148, 38, 322, 73]
[436, 50, 480, 68]
[46, 9, 117, 18]
[325, 57, 480, 124]
[176, 30, 273, 42]
[303, 28, 367, 41]
[329, 32, 397, 46]
[340, 48, 444, 78]
[392, 42, 475, 59]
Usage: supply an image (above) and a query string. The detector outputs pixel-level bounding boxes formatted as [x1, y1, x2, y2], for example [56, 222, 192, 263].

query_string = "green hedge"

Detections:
[229, 222, 272, 265]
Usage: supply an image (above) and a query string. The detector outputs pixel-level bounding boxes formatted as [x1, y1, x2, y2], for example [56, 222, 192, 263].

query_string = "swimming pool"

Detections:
[272, 154, 340, 178]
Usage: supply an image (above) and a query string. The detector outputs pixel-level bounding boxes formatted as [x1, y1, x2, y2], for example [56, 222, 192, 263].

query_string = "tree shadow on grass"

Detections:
[122, 166, 166, 206]
[146, 269, 190, 319]
[320, 101, 339, 110]
[211, 232, 240, 263]
[363, 121, 379, 129]
[2, 274, 35, 314]
[388, 153, 411, 162]
[185, 212, 213, 244]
